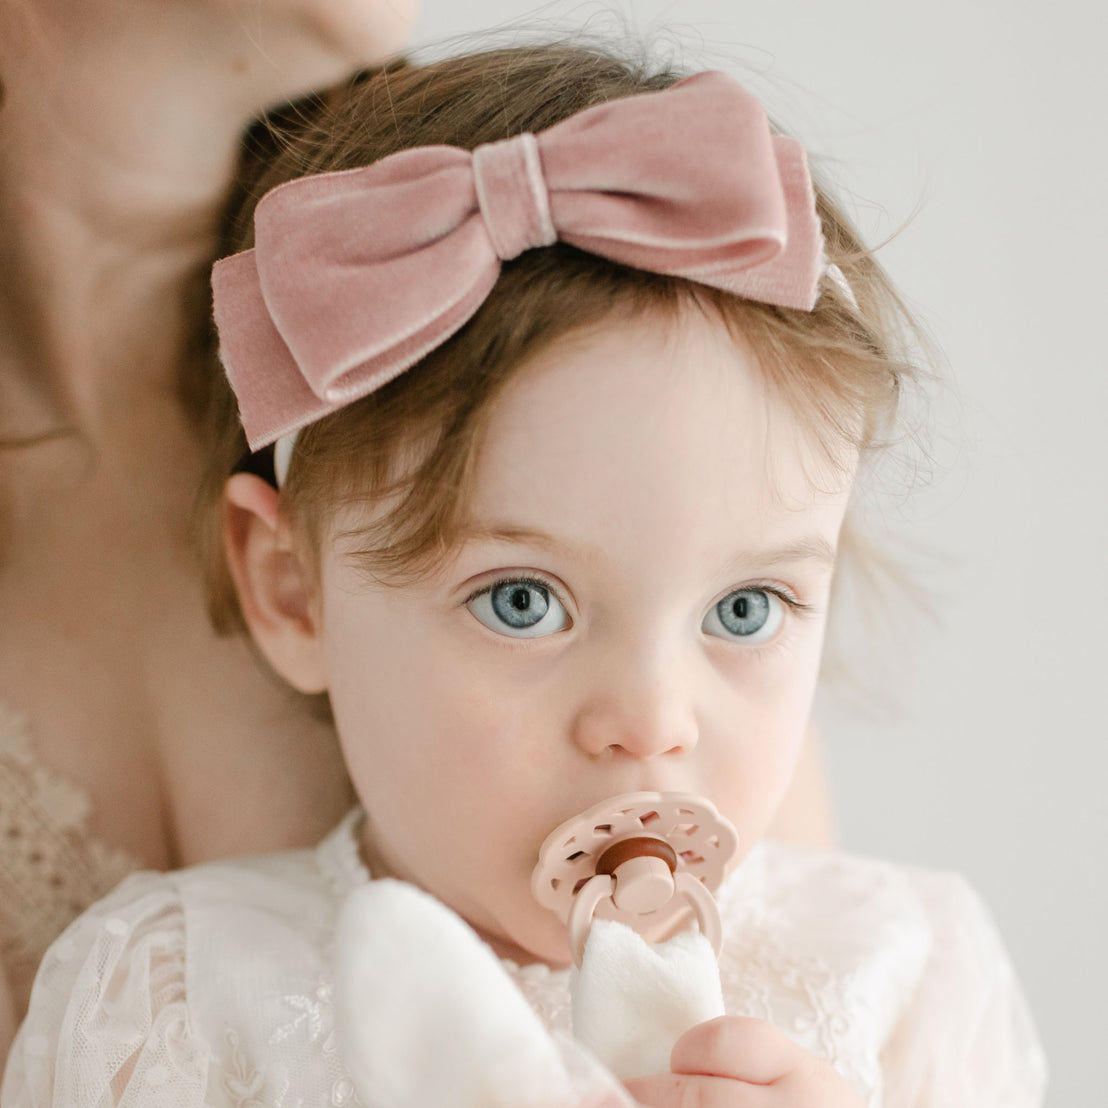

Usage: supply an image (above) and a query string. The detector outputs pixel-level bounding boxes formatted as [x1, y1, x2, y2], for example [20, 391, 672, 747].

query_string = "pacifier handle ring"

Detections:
[568, 874, 615, 966]
[674, 872, 722, 957]
[566, 870, 723, 967]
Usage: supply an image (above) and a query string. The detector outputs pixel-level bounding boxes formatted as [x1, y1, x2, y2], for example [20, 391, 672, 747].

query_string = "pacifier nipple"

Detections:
[531, 792, 738, 966]
[596, 837, 677, 913]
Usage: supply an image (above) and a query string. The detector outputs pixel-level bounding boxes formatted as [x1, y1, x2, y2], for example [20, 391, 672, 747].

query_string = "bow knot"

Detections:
[472, 134, 557, 261]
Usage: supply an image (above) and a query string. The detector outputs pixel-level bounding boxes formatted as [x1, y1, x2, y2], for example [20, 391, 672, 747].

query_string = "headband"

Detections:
[213, 70, 832, 460]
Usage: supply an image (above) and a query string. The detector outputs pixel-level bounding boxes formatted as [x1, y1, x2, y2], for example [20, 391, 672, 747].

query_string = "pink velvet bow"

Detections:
[213, 71, 824, 450]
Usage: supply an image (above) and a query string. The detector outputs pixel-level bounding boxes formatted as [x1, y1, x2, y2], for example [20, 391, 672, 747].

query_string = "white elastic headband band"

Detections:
[274, 430, 299, 487]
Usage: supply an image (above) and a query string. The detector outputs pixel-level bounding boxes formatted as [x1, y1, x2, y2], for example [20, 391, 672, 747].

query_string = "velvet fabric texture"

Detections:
[212, 71, 825, 449]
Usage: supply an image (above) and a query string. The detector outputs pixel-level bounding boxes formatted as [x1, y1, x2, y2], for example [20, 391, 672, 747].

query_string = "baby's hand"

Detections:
[623, 1016, 864, 1108]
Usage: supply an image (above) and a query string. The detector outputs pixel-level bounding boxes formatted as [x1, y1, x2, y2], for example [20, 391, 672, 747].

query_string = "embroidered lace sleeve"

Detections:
[879, 870, 1047, 1107]
[1, 871, 208, 1107]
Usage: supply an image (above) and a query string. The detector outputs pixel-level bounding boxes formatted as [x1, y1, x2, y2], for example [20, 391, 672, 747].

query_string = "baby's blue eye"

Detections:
[467, 579, 570, 638]
[702, 588, 784, 644]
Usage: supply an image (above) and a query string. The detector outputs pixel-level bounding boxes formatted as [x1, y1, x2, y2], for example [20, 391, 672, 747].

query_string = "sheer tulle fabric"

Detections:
[2, 814, 1046, 1107]
[3, 877, 204, 1107]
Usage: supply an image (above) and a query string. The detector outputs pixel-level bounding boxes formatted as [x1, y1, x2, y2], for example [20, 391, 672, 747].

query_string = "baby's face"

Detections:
[314, 305, 855, 965]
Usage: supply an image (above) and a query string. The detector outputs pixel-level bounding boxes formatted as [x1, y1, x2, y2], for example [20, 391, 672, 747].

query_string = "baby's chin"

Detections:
[451, 890, 576, 969]
[359, 823, 571, 964]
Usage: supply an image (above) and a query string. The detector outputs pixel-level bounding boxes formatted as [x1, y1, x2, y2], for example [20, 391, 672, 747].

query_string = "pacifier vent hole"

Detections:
[567, 850, 586, 862]
[674, 822, 699, 836]
[550, 878, 561, 891]
[593, 823, 613, 836]
[706, 834, 719, 848]
[639, 811, 660, 826]
[680, 850, 705, 866]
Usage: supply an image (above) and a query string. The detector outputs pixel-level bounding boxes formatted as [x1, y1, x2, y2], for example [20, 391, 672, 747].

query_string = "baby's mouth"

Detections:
[530, 791, 738, 965]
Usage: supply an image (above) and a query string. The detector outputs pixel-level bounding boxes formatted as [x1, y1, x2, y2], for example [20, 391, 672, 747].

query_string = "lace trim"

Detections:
[0, 704, 141, 1009]
[502, 958, 574, 1036]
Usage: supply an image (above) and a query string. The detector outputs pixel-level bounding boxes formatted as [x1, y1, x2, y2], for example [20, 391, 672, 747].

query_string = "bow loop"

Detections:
[213, 70, 828, 450]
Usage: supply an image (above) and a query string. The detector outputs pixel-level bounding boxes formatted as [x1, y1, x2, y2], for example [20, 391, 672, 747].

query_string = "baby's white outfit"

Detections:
[2, 810, 1046, 1108]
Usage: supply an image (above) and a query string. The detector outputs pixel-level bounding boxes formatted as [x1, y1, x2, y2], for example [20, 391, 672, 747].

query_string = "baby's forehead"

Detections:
[471, 306, 857, 498]
[382, 315, 850, 563]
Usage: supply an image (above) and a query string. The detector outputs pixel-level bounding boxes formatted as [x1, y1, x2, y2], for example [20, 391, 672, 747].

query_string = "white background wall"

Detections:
[411, 3, 1106, 1103]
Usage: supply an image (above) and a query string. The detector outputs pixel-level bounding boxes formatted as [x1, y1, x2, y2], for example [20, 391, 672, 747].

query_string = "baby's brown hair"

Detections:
[199, 41, 919, 637]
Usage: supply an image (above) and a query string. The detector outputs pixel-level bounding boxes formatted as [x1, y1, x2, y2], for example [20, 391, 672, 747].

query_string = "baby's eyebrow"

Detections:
[731, 537, 838, 569]
[453, 522, 575, 557]
[454, 523, 836, 570]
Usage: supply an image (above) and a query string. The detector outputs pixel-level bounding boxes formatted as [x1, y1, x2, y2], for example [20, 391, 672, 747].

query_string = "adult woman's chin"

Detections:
[257, 0, 420, 65]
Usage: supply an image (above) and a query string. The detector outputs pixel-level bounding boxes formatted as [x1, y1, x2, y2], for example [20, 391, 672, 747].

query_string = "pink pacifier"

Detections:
[531, 792, 738, 966]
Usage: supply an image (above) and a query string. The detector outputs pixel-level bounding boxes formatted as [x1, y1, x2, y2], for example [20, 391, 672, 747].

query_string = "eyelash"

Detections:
[462, 573, 568, 608]
[735, 582, 813, 617]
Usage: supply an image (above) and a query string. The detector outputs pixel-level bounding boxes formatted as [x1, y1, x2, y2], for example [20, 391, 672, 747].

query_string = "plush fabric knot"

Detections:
[214, 71, 829, 450]
[472, 134, 557, 261]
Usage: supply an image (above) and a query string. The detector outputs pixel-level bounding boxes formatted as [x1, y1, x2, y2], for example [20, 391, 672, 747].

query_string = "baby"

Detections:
[2, 40, 1045, 1108]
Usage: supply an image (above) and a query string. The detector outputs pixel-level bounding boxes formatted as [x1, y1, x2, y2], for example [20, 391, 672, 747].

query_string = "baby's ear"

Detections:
[222, 473, 328, 693]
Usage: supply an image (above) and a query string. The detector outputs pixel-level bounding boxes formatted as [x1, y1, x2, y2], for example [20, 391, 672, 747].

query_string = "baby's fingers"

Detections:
[624, 1072, 774, 1108]
[671, 1016, 803, 1084]
[629, 1017, 864, 1108]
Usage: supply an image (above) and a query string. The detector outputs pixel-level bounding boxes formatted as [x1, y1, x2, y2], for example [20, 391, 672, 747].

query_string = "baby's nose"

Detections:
[570, 669, 699, 759]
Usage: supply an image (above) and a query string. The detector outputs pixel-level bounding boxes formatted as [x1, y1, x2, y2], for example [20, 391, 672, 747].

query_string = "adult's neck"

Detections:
[0, 0, 410, 433]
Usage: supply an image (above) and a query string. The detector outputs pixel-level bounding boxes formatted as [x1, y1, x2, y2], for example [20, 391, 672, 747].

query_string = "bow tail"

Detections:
[213, 250, 335, 450]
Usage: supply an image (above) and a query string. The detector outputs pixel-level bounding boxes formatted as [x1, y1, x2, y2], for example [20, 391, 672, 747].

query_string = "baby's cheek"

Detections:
[712, 722, 806, 830]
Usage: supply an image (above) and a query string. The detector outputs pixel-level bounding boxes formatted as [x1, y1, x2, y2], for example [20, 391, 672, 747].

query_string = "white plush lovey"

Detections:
[333, 879, 725, 1108]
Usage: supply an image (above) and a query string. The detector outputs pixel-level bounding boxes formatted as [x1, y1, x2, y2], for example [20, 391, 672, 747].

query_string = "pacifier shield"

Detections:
[531, 792, 738, 940]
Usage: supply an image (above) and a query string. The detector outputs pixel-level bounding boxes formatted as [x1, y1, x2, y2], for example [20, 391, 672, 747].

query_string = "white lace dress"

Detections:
[1, 811, 1046, 1107]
